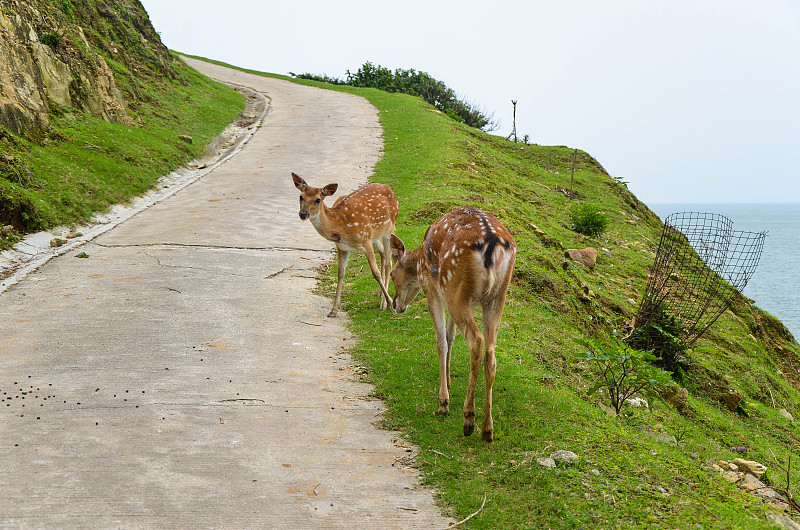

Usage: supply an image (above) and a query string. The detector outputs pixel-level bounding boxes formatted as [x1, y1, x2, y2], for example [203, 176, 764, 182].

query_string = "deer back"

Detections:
[326, 183, 399, 246]
[422, 207, 515, 302]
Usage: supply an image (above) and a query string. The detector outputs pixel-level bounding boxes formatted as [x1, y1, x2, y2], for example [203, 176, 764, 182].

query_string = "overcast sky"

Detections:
[138, 0, 799, 204]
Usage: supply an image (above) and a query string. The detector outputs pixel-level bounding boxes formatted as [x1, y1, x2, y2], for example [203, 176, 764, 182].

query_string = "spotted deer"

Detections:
[292, 172, 399, 317]
[390, 206, 516, 442]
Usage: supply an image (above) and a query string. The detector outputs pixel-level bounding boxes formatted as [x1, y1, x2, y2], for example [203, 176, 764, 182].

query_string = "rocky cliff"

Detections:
[0, 0, 174, 140]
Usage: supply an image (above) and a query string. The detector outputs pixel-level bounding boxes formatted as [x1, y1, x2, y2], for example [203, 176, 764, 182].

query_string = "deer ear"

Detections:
[390, 234, 405, 262]
[292, 172, 307, 190]
[322, 183, 338, 197]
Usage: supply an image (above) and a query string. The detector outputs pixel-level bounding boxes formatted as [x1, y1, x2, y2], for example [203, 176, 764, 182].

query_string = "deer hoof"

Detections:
[463, 422, 475, 437]
[436, 401, 449, 415]
[327, 310, 338, 318]
[481, 430, 494, 442]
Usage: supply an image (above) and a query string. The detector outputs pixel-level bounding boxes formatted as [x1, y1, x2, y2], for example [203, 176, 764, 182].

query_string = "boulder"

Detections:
[564, 247, 597, 268]
[550, 450, 578, 465]
[536, 457, 556, 469]
[723, 390, 743, 412]
[733, 458, 767, 480]
[659, 386, 689, 413]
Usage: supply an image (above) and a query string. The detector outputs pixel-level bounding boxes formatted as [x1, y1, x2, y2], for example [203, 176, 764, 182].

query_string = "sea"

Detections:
[650, 203, 800, 340]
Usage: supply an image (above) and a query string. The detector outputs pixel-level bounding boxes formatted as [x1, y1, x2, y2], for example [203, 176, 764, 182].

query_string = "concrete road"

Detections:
[0, 57, 451, 528]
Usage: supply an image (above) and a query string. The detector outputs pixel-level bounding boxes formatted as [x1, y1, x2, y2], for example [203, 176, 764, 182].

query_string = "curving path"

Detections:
[0, 57, 451, 528]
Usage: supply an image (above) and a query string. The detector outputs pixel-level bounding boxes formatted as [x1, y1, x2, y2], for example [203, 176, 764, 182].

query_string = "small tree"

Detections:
[576, 337, 674, 415]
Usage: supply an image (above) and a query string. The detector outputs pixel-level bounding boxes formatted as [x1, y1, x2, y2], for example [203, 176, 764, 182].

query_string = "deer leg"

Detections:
[426, 293, 450, 415]
[451, 306, 483, 437]
[480, 298, 506, 442]
[375, 238, 389, 310]
[329, 249, 350, 317]
[445, 316, 457, 391]
[361, 243, 392, 309]
[378, 234, 393, 309]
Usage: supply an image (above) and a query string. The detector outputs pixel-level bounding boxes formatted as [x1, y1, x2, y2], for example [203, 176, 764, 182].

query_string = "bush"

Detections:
[570, 202, 609, 237]
[291, 62, 496, 131]
[627, 302, 689, 377]
[576, 337, 674, 415]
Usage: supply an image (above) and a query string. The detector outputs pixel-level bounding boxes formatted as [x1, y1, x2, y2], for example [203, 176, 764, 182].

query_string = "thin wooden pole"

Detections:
[569, 149, 578, 199]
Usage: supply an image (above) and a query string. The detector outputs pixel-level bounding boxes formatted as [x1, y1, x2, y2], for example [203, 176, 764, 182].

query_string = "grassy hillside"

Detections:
[0, 57, 243, 250]
[196, 59, 800, 528]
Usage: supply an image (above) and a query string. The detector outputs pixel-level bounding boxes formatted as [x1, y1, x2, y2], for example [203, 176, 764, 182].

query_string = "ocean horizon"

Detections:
[649, 203, 800, 340]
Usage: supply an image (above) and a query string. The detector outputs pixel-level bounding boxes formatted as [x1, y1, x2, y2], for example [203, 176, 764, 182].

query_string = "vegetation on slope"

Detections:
[213, 63, 800, 528]
[0, 1, 245, 250]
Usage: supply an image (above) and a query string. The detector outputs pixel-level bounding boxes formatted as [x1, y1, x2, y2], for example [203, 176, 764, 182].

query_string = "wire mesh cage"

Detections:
[634, 211, 767, 346]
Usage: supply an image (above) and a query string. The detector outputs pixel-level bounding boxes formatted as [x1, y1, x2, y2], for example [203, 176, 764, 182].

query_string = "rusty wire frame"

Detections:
[635, 211, 767, 346]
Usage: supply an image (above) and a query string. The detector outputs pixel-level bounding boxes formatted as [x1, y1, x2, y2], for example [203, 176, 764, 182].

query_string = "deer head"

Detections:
[292, 172, 337, 221]
[389, 234, 422, 314]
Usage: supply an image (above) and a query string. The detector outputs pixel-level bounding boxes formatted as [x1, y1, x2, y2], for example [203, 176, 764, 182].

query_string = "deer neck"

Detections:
[308, 202, 339, 240]
[406, 246, 428, 281]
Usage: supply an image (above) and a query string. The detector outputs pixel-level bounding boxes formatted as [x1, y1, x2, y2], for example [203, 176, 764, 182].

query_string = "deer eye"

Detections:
[315, 198, 321, 204]
[299, 195, 303, 202]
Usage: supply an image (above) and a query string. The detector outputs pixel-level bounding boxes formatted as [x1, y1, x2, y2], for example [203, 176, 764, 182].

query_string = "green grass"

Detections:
[42, 54, 800, 528]
[0, 57, 244, 248]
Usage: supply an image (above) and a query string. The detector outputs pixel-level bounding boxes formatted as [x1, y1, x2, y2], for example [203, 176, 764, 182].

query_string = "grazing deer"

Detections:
[390, 206, 516, 442]
[292, 172, 399, 317]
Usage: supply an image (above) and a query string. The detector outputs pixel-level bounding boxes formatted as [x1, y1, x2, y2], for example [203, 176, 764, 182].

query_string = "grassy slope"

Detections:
[84, 56, 800, 528]
[0, 58, 244, 249]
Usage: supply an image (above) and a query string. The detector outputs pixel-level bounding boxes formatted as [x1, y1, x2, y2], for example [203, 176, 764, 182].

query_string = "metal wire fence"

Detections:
[635, 211, 767, 346]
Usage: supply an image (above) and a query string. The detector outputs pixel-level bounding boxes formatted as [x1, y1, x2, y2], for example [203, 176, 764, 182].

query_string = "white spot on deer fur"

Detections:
[447, 270, 453, 281]
[451, 259, 456, 266]
[354, 222, 359, 226]
[347, 223, 353, 227]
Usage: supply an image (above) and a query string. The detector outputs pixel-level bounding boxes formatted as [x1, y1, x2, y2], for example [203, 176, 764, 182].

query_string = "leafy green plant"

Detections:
[627, 302, 689, 377]
[569, 202, 609, 237]
[576, 337, 674, 415]
[39, 32, 60, 48]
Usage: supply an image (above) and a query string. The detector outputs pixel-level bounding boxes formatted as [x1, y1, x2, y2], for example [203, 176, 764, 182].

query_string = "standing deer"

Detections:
[292, 172, 399, 317]
[390, 207, 516, 442]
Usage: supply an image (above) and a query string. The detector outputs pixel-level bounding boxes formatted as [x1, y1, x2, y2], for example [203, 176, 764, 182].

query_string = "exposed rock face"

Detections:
[0, 0, 174, 139]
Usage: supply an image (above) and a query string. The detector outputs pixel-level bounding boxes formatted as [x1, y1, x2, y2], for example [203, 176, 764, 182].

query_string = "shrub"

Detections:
[627, 302, 689, 377]
[570, 202, 609, 237]
[576, 337, 674, 415]
[291, 62, 496, 131]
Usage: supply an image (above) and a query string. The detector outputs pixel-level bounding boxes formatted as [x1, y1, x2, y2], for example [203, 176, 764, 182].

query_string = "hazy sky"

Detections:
[138, 0, 799, 204]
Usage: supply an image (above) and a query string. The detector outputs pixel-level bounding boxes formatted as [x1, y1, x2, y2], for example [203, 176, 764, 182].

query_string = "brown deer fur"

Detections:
[390, 206, 516, 441]
[292, 172, 399, 317]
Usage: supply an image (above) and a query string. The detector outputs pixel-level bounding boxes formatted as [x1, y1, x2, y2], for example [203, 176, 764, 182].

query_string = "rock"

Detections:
[65, 231, 82, 239]
[722, 470, 743, 483]
[768, 513, 800, 530]
[625, 397, 648, 409]
[723, 390, 743, 412]
[729, 446, 748, 455]
[658, 386, 689, 413]
[601, 247, 611, 257]
[537, 457, 556, 469]
[733, 458, 767, 480]
[178, 134, 193, 143]
[655, 433, 677, 445]
[550, 450, 578, 465]
[780, 408, 794, 422]
[49, 237, 67, 247]
[740, 474, 783, 501]
[564, 247, 597, 268]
